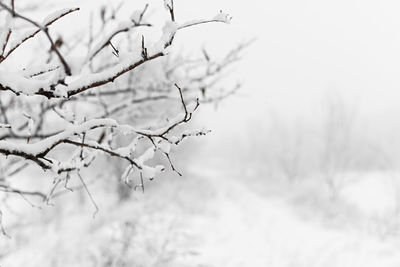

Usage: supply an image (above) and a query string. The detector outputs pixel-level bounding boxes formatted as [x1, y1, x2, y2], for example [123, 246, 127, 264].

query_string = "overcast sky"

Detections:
[27, 0, 400, 119]
[14, 0, 400, 162]
[167, 0, 400, 163]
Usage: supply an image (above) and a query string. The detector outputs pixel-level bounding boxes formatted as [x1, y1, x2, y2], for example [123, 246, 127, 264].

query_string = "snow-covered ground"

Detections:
[3, 163, 400, 267]
[184, 167, 400, 267]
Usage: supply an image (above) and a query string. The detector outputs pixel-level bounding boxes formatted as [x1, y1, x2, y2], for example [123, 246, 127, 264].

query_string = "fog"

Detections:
[2, 0, 400, 266]
[183, 0, 400, 171]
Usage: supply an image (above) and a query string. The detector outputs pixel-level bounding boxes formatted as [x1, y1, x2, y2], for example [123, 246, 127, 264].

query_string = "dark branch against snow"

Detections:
[0, 1, 238, 202]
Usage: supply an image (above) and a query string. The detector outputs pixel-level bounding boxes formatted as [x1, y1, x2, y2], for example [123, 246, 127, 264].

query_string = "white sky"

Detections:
[8, 0, 400, 161]
[20, 0, 400, 119]
[170, 0, 400, 159]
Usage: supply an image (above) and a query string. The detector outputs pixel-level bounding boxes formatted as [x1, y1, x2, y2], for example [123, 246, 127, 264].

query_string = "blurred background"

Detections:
[3, 0, 400, 266]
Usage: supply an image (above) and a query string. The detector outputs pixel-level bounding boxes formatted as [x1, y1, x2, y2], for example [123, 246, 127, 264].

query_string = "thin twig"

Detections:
[77, 172, 99, 218]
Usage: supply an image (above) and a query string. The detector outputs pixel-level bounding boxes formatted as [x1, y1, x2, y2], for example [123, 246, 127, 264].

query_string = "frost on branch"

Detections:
[0, 1, 246, 206]
[164, 0, 173, 10]
[179, 10, 233, 30]
[213, 10, 232, 24]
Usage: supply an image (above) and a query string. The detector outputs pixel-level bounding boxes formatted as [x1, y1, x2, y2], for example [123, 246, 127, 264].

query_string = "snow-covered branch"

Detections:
[0, 0, 243, 202]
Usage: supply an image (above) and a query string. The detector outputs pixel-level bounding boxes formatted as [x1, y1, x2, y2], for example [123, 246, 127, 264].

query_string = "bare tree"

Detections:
[320, 94, 356, 198]
[0, 0, 244, 213]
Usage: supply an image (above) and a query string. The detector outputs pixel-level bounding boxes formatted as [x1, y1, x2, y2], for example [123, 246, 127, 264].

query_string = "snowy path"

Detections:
[2, 168, 400, 267]
[174, 168, 400, 267]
